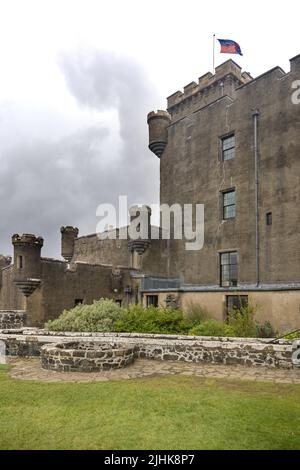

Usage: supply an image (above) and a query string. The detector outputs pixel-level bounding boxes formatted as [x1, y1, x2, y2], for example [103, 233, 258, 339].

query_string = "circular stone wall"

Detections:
[41, 341, 138, 372]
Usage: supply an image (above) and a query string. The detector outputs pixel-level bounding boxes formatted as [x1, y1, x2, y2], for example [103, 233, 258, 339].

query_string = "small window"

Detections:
[220, 252, 238, 287]
[17, 255, 24, 269]
[223, 190, 236, 220]
[226, 295, 248, 314]
[146, 295, 158, 307]
[74, 299, 84, 306]
[266, 212, 272, 226]
[222, 134, 235, 161]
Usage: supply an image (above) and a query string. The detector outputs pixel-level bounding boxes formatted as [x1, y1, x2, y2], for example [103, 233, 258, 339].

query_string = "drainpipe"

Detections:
[252, 109, 260, 287]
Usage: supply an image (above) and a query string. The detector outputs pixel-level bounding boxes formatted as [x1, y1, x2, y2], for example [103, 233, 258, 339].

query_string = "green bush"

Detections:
[189, 320, 236, 337]
[45, 298, 124, 332]
[45, 297, 277, 339]
[278, 331, 299, 340]
[189, 320, 226, 337]
[227, 304, 257, 338]
[114, 304, 193, 335]
[184, 301, 211, 324]
[256, 321, 276, 338]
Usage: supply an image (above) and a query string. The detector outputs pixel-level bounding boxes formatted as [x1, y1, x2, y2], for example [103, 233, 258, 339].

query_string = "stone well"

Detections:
[41, 341, 138, 372]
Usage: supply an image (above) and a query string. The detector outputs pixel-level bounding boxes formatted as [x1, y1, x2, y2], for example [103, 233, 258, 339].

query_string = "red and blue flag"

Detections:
[217, 39, 243, 56]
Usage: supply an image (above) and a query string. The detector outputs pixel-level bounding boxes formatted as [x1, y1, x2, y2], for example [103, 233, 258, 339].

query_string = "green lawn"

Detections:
[0, 365, 299, 450]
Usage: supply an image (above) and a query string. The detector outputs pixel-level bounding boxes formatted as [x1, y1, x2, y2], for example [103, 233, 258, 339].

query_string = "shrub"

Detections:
[45, 297, 277, 339]
[256, 321, 276, 338]
[278, 331, 299, 340]
[184, 301, 211, 324]
[114, 305, 193, 335]
[189, 320, 236, 337]
[227, 304, 257, 338]
[45, 298, 124, 332]
[189, 320, 227, 337]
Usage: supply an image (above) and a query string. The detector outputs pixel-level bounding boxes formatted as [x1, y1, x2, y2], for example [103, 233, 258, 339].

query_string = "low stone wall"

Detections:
[41, 341, 138, 372]
[0, 329, 299, 370]
[0, 310, 26, 330]
[138, 340, 293, 368]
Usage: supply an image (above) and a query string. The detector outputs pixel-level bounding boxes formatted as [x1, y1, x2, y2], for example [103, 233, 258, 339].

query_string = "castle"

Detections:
[0, 54, 300, 331]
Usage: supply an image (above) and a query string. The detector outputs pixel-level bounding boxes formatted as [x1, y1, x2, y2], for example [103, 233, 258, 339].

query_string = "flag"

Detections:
[217, 39, 243, 56]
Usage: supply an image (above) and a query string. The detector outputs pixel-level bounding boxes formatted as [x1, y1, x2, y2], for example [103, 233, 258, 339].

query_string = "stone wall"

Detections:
[36, 260, 132, 325]
[137, 338, 291, 368]
[73, 234, 130, 267]
[0, 310, 26, 329]
[0, 258, 134, 327]
[0, 266, 24, 312]
[159, 55, 300, 286]
[73, 232, 171, 278]
[41, 341, 138, 372]
[0, 329, 298, 370]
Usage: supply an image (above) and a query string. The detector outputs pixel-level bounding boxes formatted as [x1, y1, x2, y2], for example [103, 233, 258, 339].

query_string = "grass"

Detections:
[0, 365, 299, 449]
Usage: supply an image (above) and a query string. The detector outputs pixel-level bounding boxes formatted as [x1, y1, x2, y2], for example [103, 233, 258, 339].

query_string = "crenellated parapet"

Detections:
[166, 59, 253, 122]
[12, 233, 44, 248]
[147, 62, 254, 152]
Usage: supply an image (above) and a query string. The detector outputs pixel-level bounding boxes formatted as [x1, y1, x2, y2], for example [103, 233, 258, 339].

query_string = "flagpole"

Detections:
[213, 34, 216, 74]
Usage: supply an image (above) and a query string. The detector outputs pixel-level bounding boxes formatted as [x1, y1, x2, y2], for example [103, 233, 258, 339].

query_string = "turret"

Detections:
[147, 110, 171, 158]
[12, 234, 43, 296]
[129, 205, 152, 240]
[128, 206, 151, 268]
[60, 226, 79, 262]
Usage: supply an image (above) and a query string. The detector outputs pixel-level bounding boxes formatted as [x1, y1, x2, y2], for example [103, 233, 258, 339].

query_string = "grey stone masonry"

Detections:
[0, 329, 299, 370]
[41, 341, 138, 372]
[0, 310, 26, 329]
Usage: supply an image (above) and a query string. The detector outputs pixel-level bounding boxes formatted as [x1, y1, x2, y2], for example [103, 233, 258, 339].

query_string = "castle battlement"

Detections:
[147, 110, 170, 122]
[12, 234, 44, 247]
[167, 59, 253, 121]
[166, 55, 300, 123]
[60, 226, 79, 235]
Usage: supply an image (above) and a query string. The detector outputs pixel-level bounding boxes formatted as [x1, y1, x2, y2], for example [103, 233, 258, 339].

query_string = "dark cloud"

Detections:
[0, 49, 161, 257]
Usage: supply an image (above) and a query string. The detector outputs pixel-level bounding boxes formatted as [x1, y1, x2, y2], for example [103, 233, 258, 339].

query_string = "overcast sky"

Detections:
[0, 0, 299, 257]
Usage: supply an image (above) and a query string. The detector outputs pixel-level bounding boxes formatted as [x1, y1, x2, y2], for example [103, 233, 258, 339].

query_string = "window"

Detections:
[74, 299, 84, 306]
[146, 295, 158, 307]
[220, 252, 238, 287]
[17, 255, 24, 269]
[115, 299, 122, 307]
[226, 295, 248, 315]
[266, 212, 272, 226]
[222, 134, 235, 161]
[223, 190, 236, 219]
